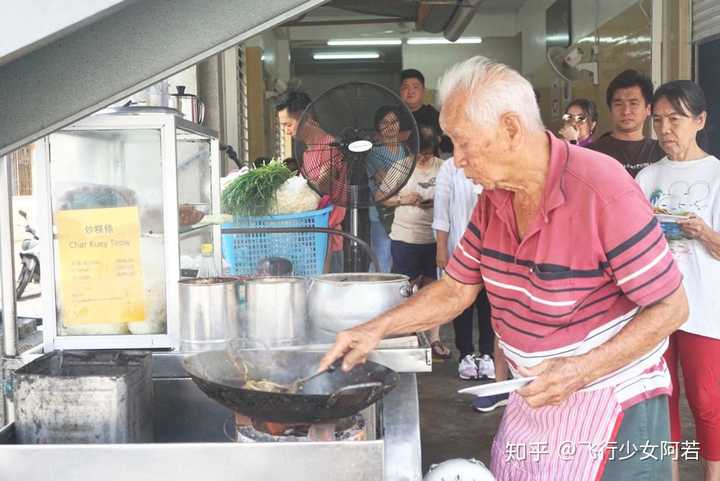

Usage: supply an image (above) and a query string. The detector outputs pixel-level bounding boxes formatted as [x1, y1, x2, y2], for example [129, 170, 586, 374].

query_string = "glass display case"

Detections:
[35, 108, 220, 350]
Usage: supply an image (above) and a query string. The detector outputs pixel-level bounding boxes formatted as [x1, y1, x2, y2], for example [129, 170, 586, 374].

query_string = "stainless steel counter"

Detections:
[0, 425, 385, 481]
[0, 347, 426, 481]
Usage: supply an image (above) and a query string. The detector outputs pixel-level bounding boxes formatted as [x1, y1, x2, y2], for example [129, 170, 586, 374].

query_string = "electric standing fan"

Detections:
[294, 82, 420, 272]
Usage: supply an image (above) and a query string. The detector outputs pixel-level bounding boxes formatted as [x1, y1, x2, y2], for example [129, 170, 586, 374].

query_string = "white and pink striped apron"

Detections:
[490, 388, 624, 481]
[488, 311, 673, 480]
[491, 388, 622, 481]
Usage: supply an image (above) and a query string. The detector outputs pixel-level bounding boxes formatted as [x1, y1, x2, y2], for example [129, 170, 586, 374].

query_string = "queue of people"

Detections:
[273, 57, 720, 481]
[317, 55, 720, 481]
[519, 73, 720, 481]
[568, 74, 720, 481]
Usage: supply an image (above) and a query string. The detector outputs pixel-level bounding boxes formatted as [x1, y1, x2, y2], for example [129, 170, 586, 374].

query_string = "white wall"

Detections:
[297, 71, 400, 99]
[518, 0, 642, 74]
[402, 36, 522, 101]
[463, 12, 519, 38]
[246, 30, 292, 84]
[517, 0, 556, 75]
[572, 0, 648, 42]
[258, 30, 280, 79]
[167, 66, 198, 96]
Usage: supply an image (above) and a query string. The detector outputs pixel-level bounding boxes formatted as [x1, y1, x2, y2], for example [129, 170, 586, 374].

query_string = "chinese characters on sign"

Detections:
[84, 224, 114, 235]
[56, 207, 146, 326]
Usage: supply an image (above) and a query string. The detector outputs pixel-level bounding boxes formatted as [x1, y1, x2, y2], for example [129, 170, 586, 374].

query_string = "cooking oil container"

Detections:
[178, 277, 243, 352]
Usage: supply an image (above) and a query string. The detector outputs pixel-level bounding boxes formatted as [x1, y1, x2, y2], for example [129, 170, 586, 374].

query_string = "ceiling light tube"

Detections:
[313, 52, 380, 60]
[406, 37, 483, 45]
[327, 39, 401, 46]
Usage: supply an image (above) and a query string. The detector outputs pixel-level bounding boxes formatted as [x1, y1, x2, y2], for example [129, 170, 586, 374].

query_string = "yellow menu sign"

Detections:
[57, 206, 146, 326]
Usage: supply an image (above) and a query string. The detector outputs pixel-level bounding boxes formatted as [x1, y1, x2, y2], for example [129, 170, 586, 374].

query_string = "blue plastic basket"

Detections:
[222, 206, 333, 277]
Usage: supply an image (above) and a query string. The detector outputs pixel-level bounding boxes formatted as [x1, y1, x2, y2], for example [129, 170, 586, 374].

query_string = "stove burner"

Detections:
[225, 414, 366, 443]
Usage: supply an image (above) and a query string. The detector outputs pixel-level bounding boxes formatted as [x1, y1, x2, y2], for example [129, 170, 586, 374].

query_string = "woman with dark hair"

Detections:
[385, 125, 450, 360]
[367, 105, 408, 273]
[558, 98, 598, 147]
[635, 80, 720, 481]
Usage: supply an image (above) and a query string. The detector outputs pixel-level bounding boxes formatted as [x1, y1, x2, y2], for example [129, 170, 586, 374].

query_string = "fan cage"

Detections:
[294, 82, 419, 208]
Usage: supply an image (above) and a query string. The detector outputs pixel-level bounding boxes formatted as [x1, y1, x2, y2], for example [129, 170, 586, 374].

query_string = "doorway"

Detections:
[697, 37, 720, 158]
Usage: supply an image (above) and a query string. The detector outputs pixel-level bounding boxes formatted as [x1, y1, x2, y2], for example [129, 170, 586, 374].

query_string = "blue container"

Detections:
[222, 206, 333, 277]
[660, 221, 685, 241]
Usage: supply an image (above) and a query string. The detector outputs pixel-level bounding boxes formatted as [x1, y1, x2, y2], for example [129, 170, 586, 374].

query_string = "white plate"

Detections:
[458, 377, 537, 397]
[655, 213, 689, 224]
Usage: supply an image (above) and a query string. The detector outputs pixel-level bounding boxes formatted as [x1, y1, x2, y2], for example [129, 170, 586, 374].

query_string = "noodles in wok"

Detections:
[243, 378, 294, 393]
[229, 353, 297, 393]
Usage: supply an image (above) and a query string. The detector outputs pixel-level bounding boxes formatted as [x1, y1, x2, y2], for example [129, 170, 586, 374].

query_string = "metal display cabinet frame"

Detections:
[35, 112, 221, 351]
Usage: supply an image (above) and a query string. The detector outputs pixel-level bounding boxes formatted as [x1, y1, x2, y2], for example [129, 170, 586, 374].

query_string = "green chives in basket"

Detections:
[221, 160, 294, 217]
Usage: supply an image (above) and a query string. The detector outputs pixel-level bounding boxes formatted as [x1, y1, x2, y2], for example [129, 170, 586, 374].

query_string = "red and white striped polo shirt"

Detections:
[446, 132, 683, 407]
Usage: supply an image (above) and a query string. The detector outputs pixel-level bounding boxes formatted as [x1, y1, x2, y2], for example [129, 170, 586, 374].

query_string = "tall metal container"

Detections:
[244, 277, 307, 345]
[12, 350, 153, 444]
[178, 277, 242, 352]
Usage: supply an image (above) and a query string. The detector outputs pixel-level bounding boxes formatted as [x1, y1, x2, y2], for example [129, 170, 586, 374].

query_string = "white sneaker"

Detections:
[458, 354, 480, 380]
[477, 354, 496, 380]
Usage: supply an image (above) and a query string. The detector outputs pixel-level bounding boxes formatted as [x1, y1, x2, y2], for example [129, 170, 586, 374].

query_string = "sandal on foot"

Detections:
[431, 341, 451, 361]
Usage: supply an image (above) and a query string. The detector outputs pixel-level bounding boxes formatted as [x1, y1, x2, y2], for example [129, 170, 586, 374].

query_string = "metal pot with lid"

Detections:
[308, 273, 413, 334]
[169, 85, 205, 124]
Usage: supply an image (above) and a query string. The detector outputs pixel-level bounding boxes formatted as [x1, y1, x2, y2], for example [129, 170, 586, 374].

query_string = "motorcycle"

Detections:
[16, 210, 40, 300]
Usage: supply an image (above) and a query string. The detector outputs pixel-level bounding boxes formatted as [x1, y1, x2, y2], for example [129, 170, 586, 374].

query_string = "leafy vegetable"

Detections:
[221, 161, 294, 216]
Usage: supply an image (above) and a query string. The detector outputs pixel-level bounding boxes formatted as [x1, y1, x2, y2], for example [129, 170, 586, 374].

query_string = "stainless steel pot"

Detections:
[244, 277, 307, 345]
[308, 273, 412, 334]
[169, 85, 205, 124]
[179, 277, 242, 352]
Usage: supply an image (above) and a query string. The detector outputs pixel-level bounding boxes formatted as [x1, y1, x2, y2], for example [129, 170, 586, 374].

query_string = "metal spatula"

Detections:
[289, 359, 342, 392]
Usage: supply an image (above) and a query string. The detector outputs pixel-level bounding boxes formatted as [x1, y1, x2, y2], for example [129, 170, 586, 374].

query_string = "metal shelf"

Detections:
[141, 223, 216, 239]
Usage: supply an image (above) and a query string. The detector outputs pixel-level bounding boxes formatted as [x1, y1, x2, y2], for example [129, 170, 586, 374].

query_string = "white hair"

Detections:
[438, 56, 544, 132]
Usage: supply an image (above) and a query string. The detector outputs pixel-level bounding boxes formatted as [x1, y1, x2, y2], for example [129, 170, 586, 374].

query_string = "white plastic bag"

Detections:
[271, 176, 321, 215]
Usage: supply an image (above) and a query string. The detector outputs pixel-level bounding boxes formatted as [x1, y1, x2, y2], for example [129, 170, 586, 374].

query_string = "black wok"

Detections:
[183, 349, 398, 423]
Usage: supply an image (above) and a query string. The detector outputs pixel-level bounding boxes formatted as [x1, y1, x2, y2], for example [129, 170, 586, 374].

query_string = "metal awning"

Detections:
[0, 0, 328, 156]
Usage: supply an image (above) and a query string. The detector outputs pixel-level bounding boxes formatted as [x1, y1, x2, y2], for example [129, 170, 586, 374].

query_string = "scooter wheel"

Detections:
[16, 266, 32, 300]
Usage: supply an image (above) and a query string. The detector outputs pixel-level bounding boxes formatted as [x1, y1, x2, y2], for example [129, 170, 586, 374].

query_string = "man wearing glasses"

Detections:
[588, 69, 664, 178]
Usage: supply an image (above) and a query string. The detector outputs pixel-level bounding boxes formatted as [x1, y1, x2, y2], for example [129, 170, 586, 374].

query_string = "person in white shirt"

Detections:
[433, 158, 495, 378]
[635, 80, 720, 481]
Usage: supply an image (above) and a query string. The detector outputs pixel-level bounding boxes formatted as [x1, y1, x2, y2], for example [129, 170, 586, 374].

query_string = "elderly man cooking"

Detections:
[321, 56, 688, 480]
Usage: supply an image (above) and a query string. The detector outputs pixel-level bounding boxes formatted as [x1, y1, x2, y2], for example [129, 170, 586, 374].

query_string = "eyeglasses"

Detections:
[562, 113, 588, 123]
[379, 118, 399, 128]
